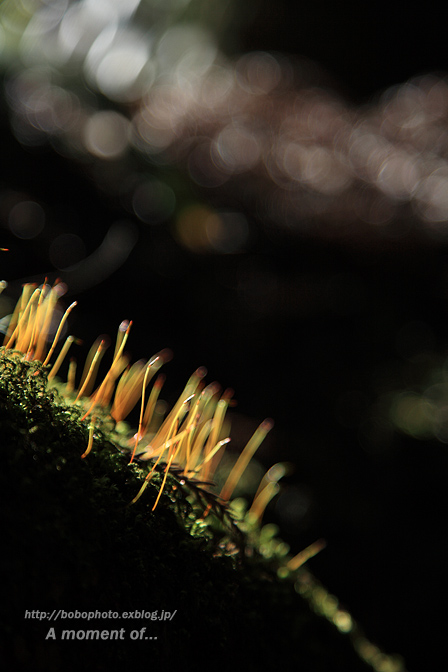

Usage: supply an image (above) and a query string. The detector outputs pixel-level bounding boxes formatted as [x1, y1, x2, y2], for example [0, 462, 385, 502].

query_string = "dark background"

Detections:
[2, 2, 448, 670]
[240, 0, 448, 103]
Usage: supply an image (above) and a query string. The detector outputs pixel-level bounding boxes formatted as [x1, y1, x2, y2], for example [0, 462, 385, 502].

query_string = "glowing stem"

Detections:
[81, 423, 95, 459]
[26, 280, 47, 359]
[48, 335, 75, 380]
[247, 482, 280, 525]
[42, 301, 77, 366]
[34, 284, 59, 362]
[182, 412, 197, 477]
[111, 353, 165, 423]
[133, 414, 183, 506]
[151, 450, 176, 512]
[129, 361, 156, 464]
[219, 419, 274, 503]
[287, 539, 327, 571]
[129, 475, 152, 506]
[95, 353, 130, 408]
[183, 419, 212, 476]
[193, 437, 231, 478]
[113, 320, 129, 359]
[201, 394, 232, 482]
[252, 462, 289, 503]
[66, 358, 77, 393]
[19, 298, 38, 355]
[141, 373, 165, 435]
[5, 285, 39, 350]
[150, 368, 206, 453]
[130, 423, 180, 506]
[80, 320, 132, 421]
[78, 337, 106, 394]
[75, 340, 105, 401]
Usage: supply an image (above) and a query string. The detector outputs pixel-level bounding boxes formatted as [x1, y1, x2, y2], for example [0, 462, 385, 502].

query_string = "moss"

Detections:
[0, 349, 374, 671]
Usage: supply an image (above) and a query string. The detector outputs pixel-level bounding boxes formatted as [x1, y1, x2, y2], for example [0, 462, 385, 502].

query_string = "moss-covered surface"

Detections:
[0, 350, 373, 671]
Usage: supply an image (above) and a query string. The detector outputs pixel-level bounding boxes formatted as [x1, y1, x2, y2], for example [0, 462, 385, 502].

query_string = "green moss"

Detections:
[0, 349, 375, 671]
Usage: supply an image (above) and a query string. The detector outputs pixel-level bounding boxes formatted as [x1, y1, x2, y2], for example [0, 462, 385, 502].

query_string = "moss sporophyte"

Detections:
[0, 279, 320, 559]
[0, 280, 406, 671]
